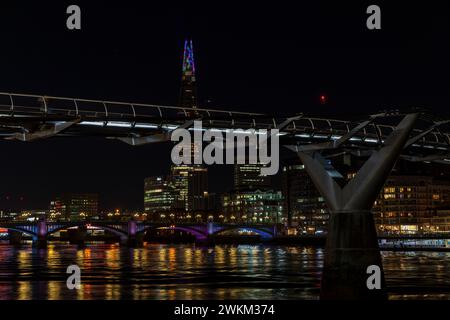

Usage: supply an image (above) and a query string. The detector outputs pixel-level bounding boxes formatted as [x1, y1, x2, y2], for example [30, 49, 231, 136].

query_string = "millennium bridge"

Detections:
[2, 92, 450, 300]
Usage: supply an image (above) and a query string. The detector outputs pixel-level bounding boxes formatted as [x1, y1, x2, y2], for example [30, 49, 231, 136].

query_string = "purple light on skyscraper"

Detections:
[182, 39, 195, 75]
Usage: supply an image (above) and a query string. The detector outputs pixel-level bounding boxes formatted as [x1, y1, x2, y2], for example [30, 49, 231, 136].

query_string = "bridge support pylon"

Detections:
[125, 220, 144, 247]
[32, 220, 48, 248]
[33, 236, 48, 248]
[296, 113, 418, 300]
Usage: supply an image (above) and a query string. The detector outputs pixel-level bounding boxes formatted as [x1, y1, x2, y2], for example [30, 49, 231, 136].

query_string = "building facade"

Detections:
[50, 193, 98, 221]
[144, 176, 176, 219]
[281, 161, 329, 234]
[144, 166, 210, 221]
[170, 165, 209, 212]
[234, 164, 270, 191]
[374, 175, 450, 234]
[281, 155, 450, 235]
[188, 166, 209, 211]
[221, 189, 284, 224]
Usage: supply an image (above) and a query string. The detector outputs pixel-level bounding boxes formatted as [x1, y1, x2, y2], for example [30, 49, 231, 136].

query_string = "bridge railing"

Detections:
[0, 92, 263, 121]
[1, 92, 450, 153]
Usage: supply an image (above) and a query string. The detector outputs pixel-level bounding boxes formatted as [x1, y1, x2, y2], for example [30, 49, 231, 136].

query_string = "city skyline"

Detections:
[0, 2, 449, 306]
[0, 2, 449, 211]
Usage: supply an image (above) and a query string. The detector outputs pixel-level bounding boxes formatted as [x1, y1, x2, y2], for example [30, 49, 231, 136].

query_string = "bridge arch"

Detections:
[89, 225, 128, 240]
[0, 227, 38, 240]
[137, 225, 208, 240]
[213, 226, 274, 239]
[47, 223, 128, 241]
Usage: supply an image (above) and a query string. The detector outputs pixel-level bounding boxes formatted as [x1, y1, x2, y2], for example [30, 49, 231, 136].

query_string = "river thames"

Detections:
[0, 243, 448, 300]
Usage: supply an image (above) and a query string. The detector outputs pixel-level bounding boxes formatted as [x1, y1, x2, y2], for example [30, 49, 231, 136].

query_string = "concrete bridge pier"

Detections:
[296, 113, 419, 300]
[124, 233, 144, 247]
[32, 236, 48, 248]
[320, 209, 384, 300]
[124, 220, 144, 247]
[32, 220, 48, 248]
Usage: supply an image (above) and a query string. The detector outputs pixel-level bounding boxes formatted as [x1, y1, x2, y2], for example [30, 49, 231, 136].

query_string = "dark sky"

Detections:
[0, 1, 449, 210]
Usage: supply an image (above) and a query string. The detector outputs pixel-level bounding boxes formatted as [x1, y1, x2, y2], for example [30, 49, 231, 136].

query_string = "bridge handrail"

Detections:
[0, 92, 264, 118]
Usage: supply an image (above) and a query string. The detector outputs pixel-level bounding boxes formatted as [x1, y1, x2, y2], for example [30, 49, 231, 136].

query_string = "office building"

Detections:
[50, 193, 98, 221]
[282, 159, 329, 234]
[234, 164, 271, 191]
[170, 165, 209, 212]
[374, 175, 450, 234]
[144, 176, 176, 219]
[222, 189, 284, 224]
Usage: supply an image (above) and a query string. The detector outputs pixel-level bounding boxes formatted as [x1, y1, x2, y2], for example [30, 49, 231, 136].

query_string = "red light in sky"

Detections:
[319, 94, 327, 104]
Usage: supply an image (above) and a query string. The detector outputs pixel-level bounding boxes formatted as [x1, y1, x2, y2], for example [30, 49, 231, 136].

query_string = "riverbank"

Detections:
[381, 247, 450, 252]
[2, 234, 449, 251]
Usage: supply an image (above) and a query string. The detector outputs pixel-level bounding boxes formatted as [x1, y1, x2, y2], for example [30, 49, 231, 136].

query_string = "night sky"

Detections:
[0, 1, 449, 210]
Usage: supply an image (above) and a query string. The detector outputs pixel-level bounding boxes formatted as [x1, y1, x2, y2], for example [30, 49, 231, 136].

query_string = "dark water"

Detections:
[0, 242, 448, 300]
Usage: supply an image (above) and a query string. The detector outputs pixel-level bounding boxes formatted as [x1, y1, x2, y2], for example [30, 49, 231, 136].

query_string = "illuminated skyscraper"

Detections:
[171, 165, 192, 211]
[144, 176, 176, 219]
[234, 164, 271, 191]
[281, 159, 328, 234]
[179, 39, 197, 109]
[170, 165, 208, 212]
[171, 39, 208, 214]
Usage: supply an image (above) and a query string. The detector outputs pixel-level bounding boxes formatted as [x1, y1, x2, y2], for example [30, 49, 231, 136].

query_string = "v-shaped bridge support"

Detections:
[293, 113, 419, 300]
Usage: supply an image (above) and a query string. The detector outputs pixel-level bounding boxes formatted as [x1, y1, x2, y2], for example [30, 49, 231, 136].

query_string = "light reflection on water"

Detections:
[382, 250, 450, 300]
[0, 243, 448, 300]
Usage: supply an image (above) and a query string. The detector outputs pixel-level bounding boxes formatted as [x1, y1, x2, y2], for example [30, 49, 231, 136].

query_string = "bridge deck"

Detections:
[0, 92, 450, 162]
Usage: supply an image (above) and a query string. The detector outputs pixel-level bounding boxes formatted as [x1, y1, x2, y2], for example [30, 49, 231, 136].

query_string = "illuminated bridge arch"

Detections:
[0, 226, 38, 240]
[213, 226, 274, 240]
[47, 222, 129, 241]
[137, 225, 208, 241]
